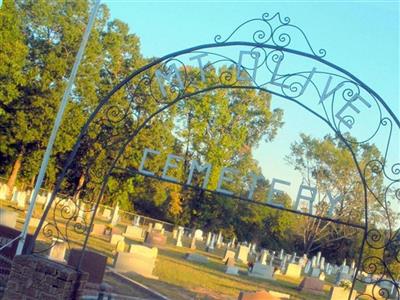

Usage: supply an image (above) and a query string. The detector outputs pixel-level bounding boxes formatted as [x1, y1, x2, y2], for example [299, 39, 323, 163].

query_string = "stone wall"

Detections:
[3, 254, 88, 300]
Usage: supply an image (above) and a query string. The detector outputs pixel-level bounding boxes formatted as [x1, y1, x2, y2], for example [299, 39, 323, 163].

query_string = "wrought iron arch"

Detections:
[28, 13, 399, 300]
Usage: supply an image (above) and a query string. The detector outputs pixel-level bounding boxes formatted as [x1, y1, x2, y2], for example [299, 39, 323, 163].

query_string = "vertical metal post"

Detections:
[16, 0, 101, 255]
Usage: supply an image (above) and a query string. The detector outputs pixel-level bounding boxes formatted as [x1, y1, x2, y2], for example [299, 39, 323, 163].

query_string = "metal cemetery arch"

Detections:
[29, 13, 399, 299]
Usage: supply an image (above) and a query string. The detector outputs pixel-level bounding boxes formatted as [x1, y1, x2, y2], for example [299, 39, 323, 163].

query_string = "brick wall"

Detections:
[3, 254, 88, 300]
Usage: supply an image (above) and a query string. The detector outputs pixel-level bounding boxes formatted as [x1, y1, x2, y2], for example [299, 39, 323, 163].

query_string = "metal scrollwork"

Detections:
[28, 13, 399, 300]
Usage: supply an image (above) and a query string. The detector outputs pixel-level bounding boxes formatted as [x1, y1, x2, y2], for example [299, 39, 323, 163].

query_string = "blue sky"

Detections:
[103, 0, 399, 204]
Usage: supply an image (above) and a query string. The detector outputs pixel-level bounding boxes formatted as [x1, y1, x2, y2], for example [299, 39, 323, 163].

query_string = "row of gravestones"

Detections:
[40, 218, 400, 300]
[90, 221, 168, 278]
[0, 184, 52, 210]
[2, 190, 398, 300]
[221, 245, 399, 300]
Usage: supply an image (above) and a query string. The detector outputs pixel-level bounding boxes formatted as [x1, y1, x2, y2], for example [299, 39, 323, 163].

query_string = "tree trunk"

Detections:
[73, 174, 85, 202]
[6, 150, 23, 199]
[73, 174, 85, 221]
[30, 175, 36, 188]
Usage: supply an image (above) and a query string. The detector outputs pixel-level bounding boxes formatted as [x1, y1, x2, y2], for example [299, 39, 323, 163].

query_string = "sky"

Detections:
[103, 0, 399, 207]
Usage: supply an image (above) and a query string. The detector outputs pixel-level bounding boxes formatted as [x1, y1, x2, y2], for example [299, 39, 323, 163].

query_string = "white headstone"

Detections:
[111, 204, 120, 226]
[259, 249, 269, 265]
[250, 243, 257, 254]
[154, 223, 163, 231]
[320, 256, 325, 270]
[249, 262, 274, 280]
[205, 232, 212, 247]
[279, 249, 284, 260]
[216, 231, 223, 248]
[0, 184, 9, 200]
[48, 239, 66, 261]
[102, 208, 112, 220]
[316, 251, 322, 265]
[235, 245, 250, 264]
[0, 208, 17, 228]
[311, 256, 317, 268]
[194, 229, 203, 240]
[304, 260, 312, 274]
[175, 228, 183, 247]
[133, 215, 141, 226]
[207, 233, 216, 251]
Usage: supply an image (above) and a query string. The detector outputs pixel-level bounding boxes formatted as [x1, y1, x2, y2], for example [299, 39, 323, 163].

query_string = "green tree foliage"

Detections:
[286, 133, 393, 260]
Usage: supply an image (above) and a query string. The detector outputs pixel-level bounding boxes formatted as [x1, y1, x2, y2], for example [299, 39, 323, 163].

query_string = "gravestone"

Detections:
[216, 231, 223, 248]
[225, 257, 239, 275]
[227, 236, 236, 248]
[190, 235, 196, 250]
[110, 204, 120, 226]
[115, 240, 126, 253]
[124, 225, 144, 240]
[335, 263, 352, 284]
[279, 249, 284, 260]
[185, 253, 208, 264]
[102, 208, 112, 220]
[319, 271, 326, 281]
[205, 232, 212, 247]
[0, 208, 17, 228]
[299, 254, 307, 268]
[16, 191, 26, 209]
[68, 249, 107, 284]
[280, 254, 289, 272]
[223, 249, 236, 262]
[0, 184, 9, 200]
[35, 193, 47, 206]
[284, 263, 302, 279]
[249, 262, 274, 280]
[194, 229, 203, 240]
[238, 290, 280, 300]
[110, 234, 124, 245]
[11, 190, 18, 202]
[259, 249, 269, 265]
[76, 209, 85, 223]
[175, 228, 183, 247]
[154, 222, 163, 231]
[44, 192, 52, 209]
[320, 256, 326, 270]
[207, 233, 216, 252]
[329, 286, 357, 300]
[147, 223, 153, 233]
[297, 277, 325, 295]
[48, 238, 66, 262]
[91, 223, 106, 235]
[250, 243, 257, 254]
[316, 251, 322, 265]
[114, 245, 158, 278]
[236, 245, 250, 264]
[310, 267, 321, 278]
[172, 228, 178, 239]
[133, 215, 141, 226]
[145, 231, 167, 247]
[326, 263, 332, 275]
[29, 217, 47, 229]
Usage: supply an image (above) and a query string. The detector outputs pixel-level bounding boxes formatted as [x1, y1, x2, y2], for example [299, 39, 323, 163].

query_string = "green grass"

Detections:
[122, 244, 331, 300]
[1, 200, 359, 300]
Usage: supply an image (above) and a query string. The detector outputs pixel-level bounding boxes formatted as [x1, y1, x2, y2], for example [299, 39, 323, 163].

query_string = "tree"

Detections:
[0, 0, 106, 195]
[286, 133, 390, 259]
[0, 0, 28, 195]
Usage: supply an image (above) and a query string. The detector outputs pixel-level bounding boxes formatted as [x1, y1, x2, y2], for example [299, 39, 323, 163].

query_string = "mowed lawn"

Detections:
[124, 243, 332, 300]
[4, 201, 337, 300]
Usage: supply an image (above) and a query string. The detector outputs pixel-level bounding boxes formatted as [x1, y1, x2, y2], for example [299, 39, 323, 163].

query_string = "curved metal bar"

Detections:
[26, 15, 399, 299]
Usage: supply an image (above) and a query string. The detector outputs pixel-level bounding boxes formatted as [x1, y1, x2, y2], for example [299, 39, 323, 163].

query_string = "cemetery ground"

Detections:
[1, 199, 368, 300]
